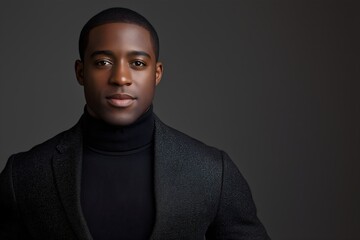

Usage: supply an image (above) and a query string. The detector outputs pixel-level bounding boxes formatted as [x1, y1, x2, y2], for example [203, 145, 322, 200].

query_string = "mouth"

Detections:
[106, 93, 136, 108]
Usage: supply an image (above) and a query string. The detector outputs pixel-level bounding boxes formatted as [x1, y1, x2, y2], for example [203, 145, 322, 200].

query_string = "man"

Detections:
[0, 7, 270, 240]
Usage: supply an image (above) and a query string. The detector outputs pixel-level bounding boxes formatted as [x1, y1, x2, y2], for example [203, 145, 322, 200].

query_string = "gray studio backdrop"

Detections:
[1, 1, 359, 239]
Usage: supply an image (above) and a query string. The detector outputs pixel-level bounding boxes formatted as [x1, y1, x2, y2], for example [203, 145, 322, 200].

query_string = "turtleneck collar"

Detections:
[81, 105, 155, 152]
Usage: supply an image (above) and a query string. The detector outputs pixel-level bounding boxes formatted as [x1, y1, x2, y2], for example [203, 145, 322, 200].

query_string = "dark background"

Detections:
[1, 1, 359, 239]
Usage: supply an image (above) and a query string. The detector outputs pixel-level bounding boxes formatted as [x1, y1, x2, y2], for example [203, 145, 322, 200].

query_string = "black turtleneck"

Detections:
[80, 106, 155, 240]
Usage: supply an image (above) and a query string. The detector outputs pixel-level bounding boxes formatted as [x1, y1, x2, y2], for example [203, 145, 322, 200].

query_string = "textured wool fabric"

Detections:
[0, 115, 270, 239]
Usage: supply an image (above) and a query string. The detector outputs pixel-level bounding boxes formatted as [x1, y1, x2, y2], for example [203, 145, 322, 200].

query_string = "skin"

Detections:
[75, 22, 163, 126]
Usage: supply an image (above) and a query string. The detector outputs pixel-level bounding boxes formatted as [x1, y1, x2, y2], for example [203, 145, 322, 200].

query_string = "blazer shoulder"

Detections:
[154, 115, 223, 158]
[10, 122, 81, 162]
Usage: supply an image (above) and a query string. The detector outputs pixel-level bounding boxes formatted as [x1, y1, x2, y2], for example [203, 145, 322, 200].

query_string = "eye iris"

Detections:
[97, 60, 108, 66]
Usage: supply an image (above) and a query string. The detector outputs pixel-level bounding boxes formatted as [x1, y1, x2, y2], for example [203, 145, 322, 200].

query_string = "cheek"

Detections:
[134, 69, 157, 87]
[138, 79, 156, 98]
[84, 71, 108, 91]
[139, 84, 156, 104]
[83, 79, 106, 106]
[85, 64, 111, 79]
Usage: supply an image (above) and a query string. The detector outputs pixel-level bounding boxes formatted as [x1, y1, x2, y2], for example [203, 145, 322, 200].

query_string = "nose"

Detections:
[109, 62, 132, 86]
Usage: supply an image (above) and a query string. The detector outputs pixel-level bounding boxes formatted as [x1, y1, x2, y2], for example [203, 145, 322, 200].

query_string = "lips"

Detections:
[106, 93, 136, 107]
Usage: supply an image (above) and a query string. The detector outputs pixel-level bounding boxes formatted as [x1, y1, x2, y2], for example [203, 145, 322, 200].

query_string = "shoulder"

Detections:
[153, 114, 223, 158]
[9, 121, 81, 164]
[153, 115, 247, 186]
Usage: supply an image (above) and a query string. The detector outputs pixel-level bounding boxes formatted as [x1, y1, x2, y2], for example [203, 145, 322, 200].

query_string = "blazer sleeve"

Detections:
[205, 151, 271, 240]
[0, 156, 28, 239]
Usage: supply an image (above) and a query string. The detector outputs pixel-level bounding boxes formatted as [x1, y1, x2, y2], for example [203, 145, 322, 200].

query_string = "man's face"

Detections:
[75, 23, 163, 126]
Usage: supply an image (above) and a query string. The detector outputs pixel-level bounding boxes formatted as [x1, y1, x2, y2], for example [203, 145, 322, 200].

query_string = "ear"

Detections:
[75, 60, 85, 86]
[155, 62, 163, 86]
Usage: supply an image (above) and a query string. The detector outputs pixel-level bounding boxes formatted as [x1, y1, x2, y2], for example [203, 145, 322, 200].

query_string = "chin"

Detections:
[102, 111, 139, 126]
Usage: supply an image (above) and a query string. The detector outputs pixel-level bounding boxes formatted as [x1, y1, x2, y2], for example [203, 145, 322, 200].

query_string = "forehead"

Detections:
[86, 22, 154, 57]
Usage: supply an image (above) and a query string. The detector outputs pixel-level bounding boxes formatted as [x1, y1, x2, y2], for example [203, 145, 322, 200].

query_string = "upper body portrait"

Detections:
[0, 7, 270, 240]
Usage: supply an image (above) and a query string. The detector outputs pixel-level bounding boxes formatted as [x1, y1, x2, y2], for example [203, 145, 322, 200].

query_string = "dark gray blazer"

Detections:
[0, 115, 270, 240]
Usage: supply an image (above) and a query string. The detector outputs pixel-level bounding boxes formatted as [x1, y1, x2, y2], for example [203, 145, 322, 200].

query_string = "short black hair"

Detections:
[78, 7, 159, 61]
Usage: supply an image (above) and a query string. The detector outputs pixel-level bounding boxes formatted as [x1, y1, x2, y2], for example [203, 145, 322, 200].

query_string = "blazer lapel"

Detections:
[150, 116, 185, 239]
[51, 115, 183, 239]
[52, 123, 93, 240]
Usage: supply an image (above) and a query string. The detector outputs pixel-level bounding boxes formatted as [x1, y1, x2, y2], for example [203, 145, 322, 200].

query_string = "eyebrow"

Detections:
[90, 50, 151, 59]
[127, 50, 151, 59]
[90, 50, 115, 58]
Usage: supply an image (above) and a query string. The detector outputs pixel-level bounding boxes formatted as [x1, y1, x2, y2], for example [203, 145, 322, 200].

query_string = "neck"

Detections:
[81, 105, 154, 152]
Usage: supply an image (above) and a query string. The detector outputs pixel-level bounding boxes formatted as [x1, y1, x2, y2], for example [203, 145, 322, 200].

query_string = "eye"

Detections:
[131, 60, 146, 67]
[95, 59, 112, 67]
